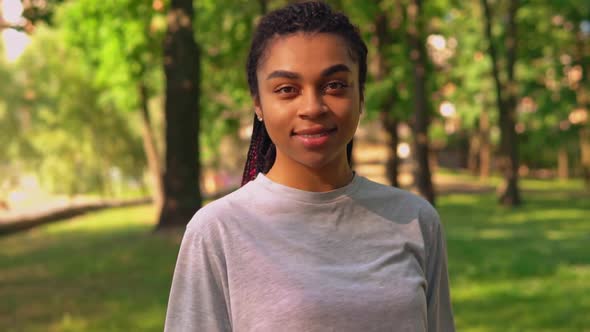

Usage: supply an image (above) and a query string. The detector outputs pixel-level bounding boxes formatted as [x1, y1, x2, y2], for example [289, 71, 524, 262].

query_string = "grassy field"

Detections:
[0, 176, 588, 331]
[0, 205, 183, 332]
[439, 178, 590, 331]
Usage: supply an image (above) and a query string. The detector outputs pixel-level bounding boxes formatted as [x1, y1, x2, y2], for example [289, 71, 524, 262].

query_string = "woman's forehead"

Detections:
[258, 32, 358, 74]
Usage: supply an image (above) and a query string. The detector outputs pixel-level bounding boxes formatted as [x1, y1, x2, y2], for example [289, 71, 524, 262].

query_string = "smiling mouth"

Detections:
[298, 129, 336, 138]
[291, 127, 338, 148]
[292, 127, 337, 137]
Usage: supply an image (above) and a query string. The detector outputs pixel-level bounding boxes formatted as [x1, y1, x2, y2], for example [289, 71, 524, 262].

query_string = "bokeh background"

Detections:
[1, 0, 589, 331]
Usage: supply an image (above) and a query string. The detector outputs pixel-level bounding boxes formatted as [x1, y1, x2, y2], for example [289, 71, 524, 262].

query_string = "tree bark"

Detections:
[456, 129, 469, 169]
[481, 0, 521, 206]
[407, 0, 435, 205]
[468, 133, 479, 175]
[557, 146, 569, 180]
[375, 13, 400, 187]
[383, 113, 400, 187]
[479, 107, 491, 179]
[138, 82, 164, 209]
[157, 0, 202, 229]
[581, 128, 590, 188]
[574, 20, 590, 190]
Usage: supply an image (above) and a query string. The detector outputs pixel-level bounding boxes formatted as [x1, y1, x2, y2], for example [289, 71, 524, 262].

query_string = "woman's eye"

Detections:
[275, 86, 297, 95]
[324, 81, 348, 92]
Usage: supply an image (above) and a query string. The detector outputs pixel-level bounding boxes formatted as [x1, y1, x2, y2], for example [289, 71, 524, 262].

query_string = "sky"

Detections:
[1, 0, 30, 62]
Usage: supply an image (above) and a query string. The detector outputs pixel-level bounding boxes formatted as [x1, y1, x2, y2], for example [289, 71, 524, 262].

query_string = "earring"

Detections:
[257, 116, 263, 122]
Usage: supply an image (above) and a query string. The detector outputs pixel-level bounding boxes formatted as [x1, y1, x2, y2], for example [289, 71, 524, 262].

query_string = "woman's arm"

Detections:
[421, 206, 456, 332]
[164, 224, 232, 332]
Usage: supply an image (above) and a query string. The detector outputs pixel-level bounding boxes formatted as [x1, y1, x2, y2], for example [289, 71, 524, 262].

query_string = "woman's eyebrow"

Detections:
[266, 70, 300, 80]
[320, 64, 351, 77]
[266, 64, 351, 81]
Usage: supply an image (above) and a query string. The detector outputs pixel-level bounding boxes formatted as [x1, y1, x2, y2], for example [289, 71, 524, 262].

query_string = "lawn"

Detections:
[0, 176, 588, 331]
[0, 205, 184, 332]
[439, 176, 589, 331]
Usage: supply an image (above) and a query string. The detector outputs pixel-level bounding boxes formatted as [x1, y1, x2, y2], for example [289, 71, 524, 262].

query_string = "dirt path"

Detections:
[353, 139, 494, 195]
[0, 198, 151, 236]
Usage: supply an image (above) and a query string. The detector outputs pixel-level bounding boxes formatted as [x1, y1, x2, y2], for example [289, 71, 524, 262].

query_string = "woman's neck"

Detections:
[265, 154, 354, 192]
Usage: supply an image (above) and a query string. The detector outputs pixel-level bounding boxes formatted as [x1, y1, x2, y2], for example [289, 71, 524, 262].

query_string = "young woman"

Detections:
[164, 2, 455, 331]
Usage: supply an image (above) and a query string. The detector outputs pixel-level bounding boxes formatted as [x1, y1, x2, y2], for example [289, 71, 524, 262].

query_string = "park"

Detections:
[1, 0, 589, 331]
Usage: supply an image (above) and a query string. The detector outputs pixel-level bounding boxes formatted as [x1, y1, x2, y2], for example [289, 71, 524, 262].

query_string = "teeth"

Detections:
[301, 132, 327, 138]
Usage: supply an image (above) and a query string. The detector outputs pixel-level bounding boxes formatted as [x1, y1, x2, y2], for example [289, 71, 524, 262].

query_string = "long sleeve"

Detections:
[164, 223, 232, 332]
[421, 205, 456, 332]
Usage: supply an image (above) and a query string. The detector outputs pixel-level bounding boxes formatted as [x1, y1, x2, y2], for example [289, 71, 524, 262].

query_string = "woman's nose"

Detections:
[297, 89, 326, 119]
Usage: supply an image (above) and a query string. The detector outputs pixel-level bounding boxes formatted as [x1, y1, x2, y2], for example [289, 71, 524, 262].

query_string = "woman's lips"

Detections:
[292, 127, 337, 148]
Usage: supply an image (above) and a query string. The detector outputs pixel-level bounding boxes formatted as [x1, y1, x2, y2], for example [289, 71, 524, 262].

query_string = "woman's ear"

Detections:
[254, 97, 263, 121]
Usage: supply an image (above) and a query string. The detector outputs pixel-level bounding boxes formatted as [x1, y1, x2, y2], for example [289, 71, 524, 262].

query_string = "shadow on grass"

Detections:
[0, 205, 185, 332]
[439, 192, 590, 331]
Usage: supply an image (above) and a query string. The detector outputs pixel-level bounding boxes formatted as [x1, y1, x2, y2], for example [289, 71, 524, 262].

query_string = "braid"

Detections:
[241, 1, 366, 186]
[240, 117, 353, 185]
[241, 115, 276, 185]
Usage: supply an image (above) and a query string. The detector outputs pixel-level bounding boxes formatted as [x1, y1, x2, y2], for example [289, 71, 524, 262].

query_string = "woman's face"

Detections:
[255, 32, 361, 172]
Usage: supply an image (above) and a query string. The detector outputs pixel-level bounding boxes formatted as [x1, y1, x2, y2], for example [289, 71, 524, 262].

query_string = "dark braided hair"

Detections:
[241, 1, 368, 186]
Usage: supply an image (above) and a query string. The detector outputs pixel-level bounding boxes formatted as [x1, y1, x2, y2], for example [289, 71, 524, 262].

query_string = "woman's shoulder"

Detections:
[355, 176, 441, 227]
[356, 176, 433, 206]
[185, 182, 255, 234]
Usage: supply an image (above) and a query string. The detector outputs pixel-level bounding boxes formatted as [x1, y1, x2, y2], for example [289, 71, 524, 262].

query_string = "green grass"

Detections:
[437, 167, 588, 193]
[439, 183, 590, 331]
[0, 205, 184, 332]
[0, 177, 588, 331]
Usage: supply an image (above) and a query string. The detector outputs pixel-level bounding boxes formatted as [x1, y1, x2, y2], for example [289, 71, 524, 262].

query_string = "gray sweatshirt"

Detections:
[164, 173, 455, 332]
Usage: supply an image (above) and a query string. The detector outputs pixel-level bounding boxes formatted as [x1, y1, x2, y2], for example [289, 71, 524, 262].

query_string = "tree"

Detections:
[515, 2, 583, 182]
[350, 0, 440, 203]
[556, 3, 590, 188]
[442, 0, 495, 180]
[406, 0, 436, 204]
[375, 11, 402, 187]
[481, 0, 522, 206]
[1, 25, 145, 196]
[343, 0, 407, 188]
[193, 0, 263, 173]
[59, 0, 166, 207]
[156, 0, 202, 229]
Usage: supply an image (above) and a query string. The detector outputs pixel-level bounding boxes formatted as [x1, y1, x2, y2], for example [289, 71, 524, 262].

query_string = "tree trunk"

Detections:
[383, 114, 400, 187]
[497, 101, 521, 205]
[481, 0, 521, 206]
[407, 0, 435, 205]
[557, 146, 569, 180]
[468, 133, 480, 175]
[573, 20, 590, 190]
[429, 148, 438, 173]
[157, 0, 202, 229]
[138, 82, 164, 209]
[479, 108, 491, 179]
[456, 129, 469, 169]
[375, 13, 400, 188]
[581, 128, 590, 189]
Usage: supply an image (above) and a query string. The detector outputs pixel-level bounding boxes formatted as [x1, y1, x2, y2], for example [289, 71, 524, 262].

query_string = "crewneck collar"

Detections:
[253, 172, 362, 204]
